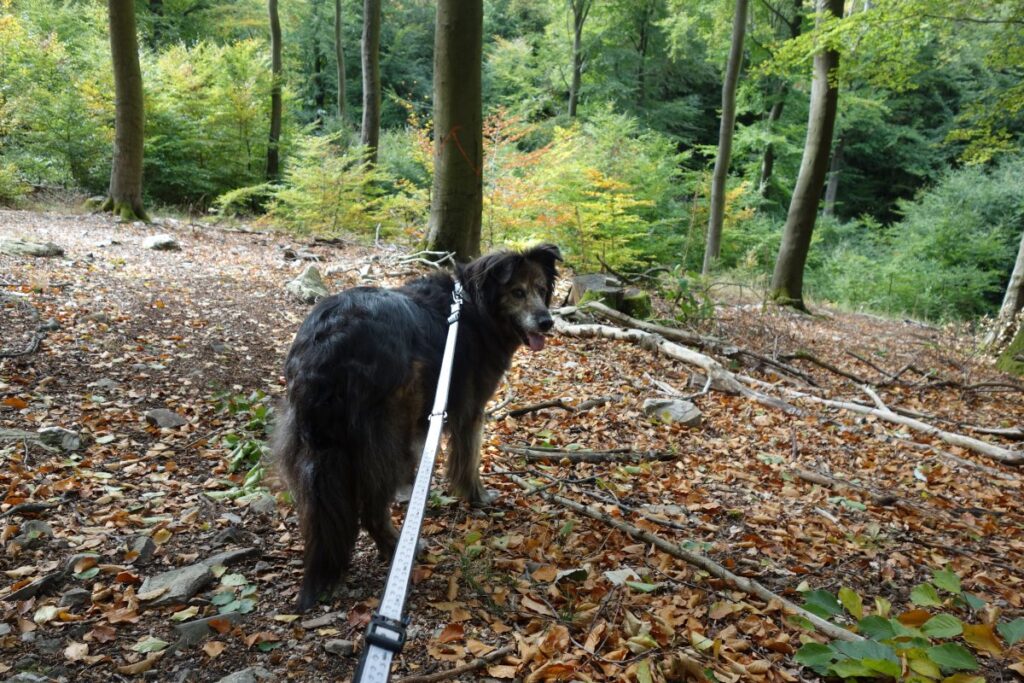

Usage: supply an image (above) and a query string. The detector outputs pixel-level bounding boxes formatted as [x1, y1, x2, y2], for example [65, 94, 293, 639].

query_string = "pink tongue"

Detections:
[527, 333, 546, 352]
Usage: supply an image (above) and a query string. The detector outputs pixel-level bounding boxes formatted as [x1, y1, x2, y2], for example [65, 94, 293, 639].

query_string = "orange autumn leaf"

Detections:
[437, 623, 464, 644]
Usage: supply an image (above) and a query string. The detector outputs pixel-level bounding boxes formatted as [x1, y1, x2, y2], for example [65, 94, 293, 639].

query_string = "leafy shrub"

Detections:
[0, 162, 29, 205]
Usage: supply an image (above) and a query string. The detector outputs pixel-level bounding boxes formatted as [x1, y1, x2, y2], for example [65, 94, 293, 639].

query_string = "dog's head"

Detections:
[461, 244, 562, 352]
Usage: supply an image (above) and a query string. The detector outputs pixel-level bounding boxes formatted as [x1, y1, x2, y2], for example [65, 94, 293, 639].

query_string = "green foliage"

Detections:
[794, 568, 1020, 681]
[0, 162, 29, 205]
[205, 390, 273, 501]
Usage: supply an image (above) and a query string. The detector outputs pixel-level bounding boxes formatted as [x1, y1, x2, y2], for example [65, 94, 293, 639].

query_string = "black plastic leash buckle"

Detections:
[364, 612, 408, 653]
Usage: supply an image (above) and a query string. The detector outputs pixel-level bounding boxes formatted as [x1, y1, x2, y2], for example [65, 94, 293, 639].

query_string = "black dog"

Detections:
[274, 244, 561, 610]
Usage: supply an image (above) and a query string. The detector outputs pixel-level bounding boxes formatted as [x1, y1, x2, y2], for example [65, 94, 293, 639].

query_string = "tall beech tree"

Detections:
[426, 0, 482, 260]
[769, 0, 844, 309]
[988, 229, 1024, 351]
[567, 0, 592, 117]
[267, 0, 282, 180]
[360, 0, 381, 162]
[103, 0, 148, 221]
[335, 0, 345, 120]
[702, 0, 748, 275]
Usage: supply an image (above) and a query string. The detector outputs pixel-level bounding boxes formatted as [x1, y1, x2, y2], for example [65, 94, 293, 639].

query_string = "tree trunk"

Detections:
[822, 134, 845, 217]
[567, 0, 591, 118]
[768, 0, 843, 310]
[360, 0, 381, 162]
[702, 0, 748, 275]
[987, 228, 1024, 350]
[104, 0, 149, 222]
[266, 0, 282, 181]
[758, 81, 787, 196]
[148, 0, 163, 49]
[334, 0, 345, 120]
[426, 0, 482, 261]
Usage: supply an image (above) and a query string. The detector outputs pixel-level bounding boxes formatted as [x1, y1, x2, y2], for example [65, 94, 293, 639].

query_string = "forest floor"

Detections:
[1, 208, 1022, 683]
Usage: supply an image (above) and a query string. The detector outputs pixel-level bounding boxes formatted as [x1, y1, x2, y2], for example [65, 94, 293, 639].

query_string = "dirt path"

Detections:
[2, 209, 1022, 682]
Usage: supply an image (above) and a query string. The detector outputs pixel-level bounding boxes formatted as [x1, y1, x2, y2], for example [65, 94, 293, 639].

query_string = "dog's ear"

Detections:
[525, 243, 562, 268]
[460, 251, 521, 301]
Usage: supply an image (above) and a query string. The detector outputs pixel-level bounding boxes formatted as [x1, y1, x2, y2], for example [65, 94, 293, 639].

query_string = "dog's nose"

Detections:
[537, 315, 554, 333]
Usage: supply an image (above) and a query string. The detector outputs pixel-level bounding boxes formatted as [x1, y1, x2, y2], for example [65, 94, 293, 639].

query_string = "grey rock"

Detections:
[39, 319, 60, 332]
[215, 667, 275, 683]
[34, 637, 62, 655]
[3, 673, 48, 683]
[248, 493, 277, 517]
[209, 341, 230, 354]
[202, 546, 258, 568]
[17, 520, 53, 541]
[0, 623, 10, 636]
[642, 398, 702, 426]
[130, 535, 157, 565]
[145, 408, 188, 429]
[285, 265, 328, 304]
[82, 312, 111, 324]
[300, 611, 340, 630]
[59, 588, 92, 608]
[143, 234, 181, 251]
[0, 239, 64, 258]
[173, 611, 242, 647]
[91, 378, 121, 390]
[37, 426, 84, 451]
[139, 563, 213, 607]
[323, 639, 355, 656]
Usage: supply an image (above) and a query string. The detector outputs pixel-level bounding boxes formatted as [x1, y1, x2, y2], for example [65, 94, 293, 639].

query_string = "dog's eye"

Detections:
[511, 288, 526, 299]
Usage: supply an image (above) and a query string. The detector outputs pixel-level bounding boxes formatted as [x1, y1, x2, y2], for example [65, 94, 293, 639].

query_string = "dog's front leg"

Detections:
[448, 412, 494, 505]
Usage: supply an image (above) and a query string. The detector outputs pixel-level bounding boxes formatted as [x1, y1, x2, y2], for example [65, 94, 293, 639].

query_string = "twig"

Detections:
[496, 469, 862, 643]
[780, 350, 870, 385]
[395, 643, 515, 683]
[506, 398, 574, 417]
[0, 501, 58, 519]
[846, 351, 900, 383]
[499, 445, 678, 464]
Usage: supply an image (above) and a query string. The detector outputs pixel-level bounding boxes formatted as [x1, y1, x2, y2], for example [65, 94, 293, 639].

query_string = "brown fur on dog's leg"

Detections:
[448, 412, 495, 504]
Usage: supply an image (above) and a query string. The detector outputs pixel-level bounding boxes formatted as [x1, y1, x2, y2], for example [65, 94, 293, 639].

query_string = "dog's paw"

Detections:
[469, 488, 498, 507]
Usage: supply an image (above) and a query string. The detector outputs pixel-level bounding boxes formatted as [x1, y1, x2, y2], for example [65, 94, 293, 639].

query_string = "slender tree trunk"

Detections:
[426, 0, 482, 261]
[769, 0, 843, 310]
[266, 0, 282, 180]
[758, 81, 787, 196]
[702, 0, 748, 275]
[334, 0, 345, 120]
[360, 0, 381, 162]
[148, 0, 163, 49]
[986, 229, 1024, 349]
[822, 134, 845, 217]
[567, 0, 591, 118]
[104, 0, 149, 222]
[635, 3, 652, 107]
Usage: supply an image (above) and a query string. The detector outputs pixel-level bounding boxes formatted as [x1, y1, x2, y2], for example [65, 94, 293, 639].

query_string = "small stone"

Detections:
[20, 520, 54, 539]
[215, 667, 275, 683]
[0, 239, 64, 258]
[82, 312, 111, 324]
[145, 408, 188, 429]
[324, 639, 355, 656]
[202, 547, 258, 568]
[143, 234, 180, 251]
[34, 637, 62, 655]
[0, 623, 10, 636]
[285, 266, 328, 304]
[300, 612, 340, 630]
[209, 341, 230, 354]
[37, 426, 84, 451]
[642, 398, 702, 427]
[138, 563, 214, 607]
[254, 561, 271, 574]
[130, 535, 157, 565]
[59, 588, 91, 608]
[39, 319, 60, 332]
[4, 673, 48, 683]
[174, 612, 242, 647]
[248, 493, 277, 517]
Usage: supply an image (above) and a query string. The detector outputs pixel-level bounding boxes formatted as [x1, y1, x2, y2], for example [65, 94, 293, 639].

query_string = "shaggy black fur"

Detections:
[274, 244, 561, 610]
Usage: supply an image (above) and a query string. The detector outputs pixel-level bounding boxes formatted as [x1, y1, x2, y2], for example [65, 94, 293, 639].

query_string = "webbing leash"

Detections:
[354, 280, 464, 683]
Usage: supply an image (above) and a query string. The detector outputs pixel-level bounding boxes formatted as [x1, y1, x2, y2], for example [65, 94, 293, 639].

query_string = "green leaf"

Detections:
[962, 592, 986, 611]
[921, 613, 963, 638]
[73, 567, 100, 580]
[910, 582, 943, 607]
[926, 643, 978, 672]
[794, 642, 835, 673]
[857, 615, 896, 640]
[838, 586, 863, 620]
[131, 636, 169, 653]
[833, 639, 899, 666]
[220, 573, 248, 587]
[625, 581, 661, 593]
[931, 567, 961, 594]
[636, 660, 653, 683]
[874, 596, 892, 618]
[829, 659, 874, 677]
[211, 591, 236, 606]
[997, 617, 1024, 646]
[801, 589, 843, 619]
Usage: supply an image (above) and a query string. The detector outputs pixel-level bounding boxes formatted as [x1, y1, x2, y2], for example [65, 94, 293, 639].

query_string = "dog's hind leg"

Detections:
[448, 412, 494, 505]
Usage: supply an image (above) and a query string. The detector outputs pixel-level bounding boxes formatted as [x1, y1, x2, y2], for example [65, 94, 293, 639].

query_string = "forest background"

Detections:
[1, 0, 1023, 326]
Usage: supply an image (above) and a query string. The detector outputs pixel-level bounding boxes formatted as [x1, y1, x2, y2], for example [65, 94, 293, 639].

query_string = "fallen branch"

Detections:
[581, 301, 735, 355]
[788, 390, 1023, 466]
[504, 394, 618, 418]
[781, 350, 870, 385]
[846, 351, 901, 384]
[790, 468, 897, 507]
[499, 445, 677, 464]
[395, 643, 515, 683]
[554, 316, 800, 415]
[0, 501, 59, 519]
[497, 470, 862, 643]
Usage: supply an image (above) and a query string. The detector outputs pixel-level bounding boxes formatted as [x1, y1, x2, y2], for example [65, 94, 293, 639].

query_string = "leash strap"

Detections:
[355, 280, 464, 682]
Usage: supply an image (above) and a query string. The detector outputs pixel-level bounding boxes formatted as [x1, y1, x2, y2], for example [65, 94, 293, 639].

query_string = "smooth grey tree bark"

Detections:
[702, 0, 748, 275]
[335, 0, 345, 120]
[758, 0, 803, 197]
[822, 134, 845, 217]
[426, 0, 483, 260]
[986, 228, 1024, 349]
[360, 0, 381, 162]
[567, 0, 592, 118]
[769, 0, 843, 310]
[266, 0, 282, 180]
[104, 0, 149, 221]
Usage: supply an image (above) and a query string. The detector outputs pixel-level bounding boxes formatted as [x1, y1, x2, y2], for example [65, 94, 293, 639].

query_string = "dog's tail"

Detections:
[273, 400, 359, 611]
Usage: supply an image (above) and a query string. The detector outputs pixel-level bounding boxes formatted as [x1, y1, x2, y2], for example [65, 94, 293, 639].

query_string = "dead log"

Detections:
[497, 469, 862, 643]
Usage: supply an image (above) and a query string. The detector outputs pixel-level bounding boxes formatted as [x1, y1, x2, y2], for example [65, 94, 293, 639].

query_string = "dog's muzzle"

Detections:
[524, 313, 554, 352]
